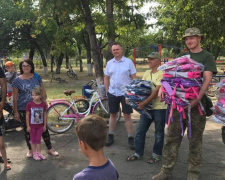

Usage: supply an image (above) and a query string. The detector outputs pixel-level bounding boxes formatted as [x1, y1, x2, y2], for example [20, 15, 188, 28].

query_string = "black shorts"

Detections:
[107, 92, 133, 114]
[0, 115, 3, 136]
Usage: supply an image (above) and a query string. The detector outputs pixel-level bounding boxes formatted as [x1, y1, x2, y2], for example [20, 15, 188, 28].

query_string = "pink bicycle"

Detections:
[47, 83, 121, 134]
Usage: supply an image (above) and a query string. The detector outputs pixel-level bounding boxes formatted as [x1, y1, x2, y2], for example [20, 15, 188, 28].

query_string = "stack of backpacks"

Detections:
[124, 79, 153, 118]
[213, 79, 225, 124]
[158, 55, 205, 137]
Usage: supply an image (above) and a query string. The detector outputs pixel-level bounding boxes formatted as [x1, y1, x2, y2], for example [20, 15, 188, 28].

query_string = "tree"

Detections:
[151, 0, 225, 59]
[105, 0, 115, 61]
[0, 0, 50, 74]
[79, 0, 103, 84]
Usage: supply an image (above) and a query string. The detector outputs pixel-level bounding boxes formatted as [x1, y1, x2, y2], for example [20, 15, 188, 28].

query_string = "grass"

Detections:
[35, 63, 149, 101]
[35, 61, 224, 101]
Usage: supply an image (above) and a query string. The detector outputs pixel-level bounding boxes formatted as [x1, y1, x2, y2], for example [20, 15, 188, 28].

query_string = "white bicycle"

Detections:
[47, 82, 121, 133]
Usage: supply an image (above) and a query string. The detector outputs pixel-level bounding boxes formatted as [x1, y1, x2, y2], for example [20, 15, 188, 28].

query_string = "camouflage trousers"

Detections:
[161, 102, 206, 175]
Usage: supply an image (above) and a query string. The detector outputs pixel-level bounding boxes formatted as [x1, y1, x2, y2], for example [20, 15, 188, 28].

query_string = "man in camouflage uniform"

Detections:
[152, 27, 217, 180]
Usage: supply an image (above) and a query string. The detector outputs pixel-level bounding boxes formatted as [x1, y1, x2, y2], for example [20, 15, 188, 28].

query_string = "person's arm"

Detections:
[131, 73, 136, 80]
[104, 75, 110, 92]
[13, 87, 20, 120]
[158, 86, 164, 101]
[189, 71, 212, 108]
[26, 111, 30, 132]
[137, 85, 161, 110]
[43, 110, 47, 132]
[0, 77, 7, 117]
[40, 82, 47, 102]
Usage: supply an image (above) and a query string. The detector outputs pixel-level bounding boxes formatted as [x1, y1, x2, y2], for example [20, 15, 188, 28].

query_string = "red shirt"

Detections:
[25, 101, 47, 128]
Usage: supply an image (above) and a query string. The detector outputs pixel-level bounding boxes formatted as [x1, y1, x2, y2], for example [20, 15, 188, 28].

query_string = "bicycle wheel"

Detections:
[67, 71, 75, 78]
[74, 74, 78, 80]
[207, 77, 219, 97]
[75, 99, 90, 113]
[47, 103, 75, 134]
[92, 99, 121, 122]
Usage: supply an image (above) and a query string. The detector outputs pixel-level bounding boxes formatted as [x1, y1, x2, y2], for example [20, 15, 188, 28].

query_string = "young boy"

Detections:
[74, 115, 119, 180]
[4, 61, 19, 98]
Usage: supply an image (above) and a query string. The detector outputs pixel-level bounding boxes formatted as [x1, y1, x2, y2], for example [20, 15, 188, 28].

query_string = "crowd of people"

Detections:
[0, 27, 218, 180]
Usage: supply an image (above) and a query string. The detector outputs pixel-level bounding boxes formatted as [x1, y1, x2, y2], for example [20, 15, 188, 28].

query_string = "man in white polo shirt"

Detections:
[104, 42, 136, 150]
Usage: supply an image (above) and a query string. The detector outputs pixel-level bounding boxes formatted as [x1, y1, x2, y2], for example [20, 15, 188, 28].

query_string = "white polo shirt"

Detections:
[104, 56, 136, 96]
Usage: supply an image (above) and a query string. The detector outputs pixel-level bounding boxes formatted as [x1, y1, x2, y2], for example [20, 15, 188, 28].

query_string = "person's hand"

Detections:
[184, 99, 199, 109]
[137, 101, 146, 110]
[43, 126, 46, 132]
[27, 126, 30, 132]
[14, 111, 20, 121]
[158, 87, 164, 101]
[125, 98, 129, 104]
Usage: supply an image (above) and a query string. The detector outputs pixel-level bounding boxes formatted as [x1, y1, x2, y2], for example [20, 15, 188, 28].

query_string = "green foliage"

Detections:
[151, 0, 225, 57]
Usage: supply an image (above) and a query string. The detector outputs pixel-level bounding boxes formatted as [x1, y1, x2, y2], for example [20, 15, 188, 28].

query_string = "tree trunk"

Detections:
[56, 52, 64, 74]
[82, 30, 92, 75]
[51, 55, 54, 72]
[29, 46, 35, 61]
[66, 53, 69, 69]
[80, 57, 83, 72]
[23, 24, 48, 75]
[85, 33, 92, 75]
[215, 46, 221, 61]
[76, 44, 82, 68]
[85, 32, 92, 64]
[80, 0, 104, 85]
[32, 39, 48, 75]
[106, 0, 115, 62]
[77, 44, 83, 72]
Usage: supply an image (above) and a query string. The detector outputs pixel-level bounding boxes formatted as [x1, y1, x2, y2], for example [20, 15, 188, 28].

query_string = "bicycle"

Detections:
[1, 101, 21, 134]
[207, 77, 219, 97]
[207, 68, 225, 97]
[47, 83, 121, 134]
[51, 72, 68, 83]
[67, 65, 78, 80]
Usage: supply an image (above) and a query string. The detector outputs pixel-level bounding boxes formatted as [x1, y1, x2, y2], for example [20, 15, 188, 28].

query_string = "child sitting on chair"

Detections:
[73, 115, 119, 180]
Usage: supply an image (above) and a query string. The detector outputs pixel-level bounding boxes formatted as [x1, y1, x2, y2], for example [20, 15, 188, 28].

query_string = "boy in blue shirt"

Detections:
[73, 115, 119, 180]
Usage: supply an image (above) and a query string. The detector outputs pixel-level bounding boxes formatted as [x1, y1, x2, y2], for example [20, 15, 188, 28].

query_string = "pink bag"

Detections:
[163, 71, 201, 78]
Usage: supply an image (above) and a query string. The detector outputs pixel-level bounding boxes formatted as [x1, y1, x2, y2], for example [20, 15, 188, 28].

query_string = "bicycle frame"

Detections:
[69, 66, 76, 75]
[75, 90, 108, 116]
[48, 90, 108, 122]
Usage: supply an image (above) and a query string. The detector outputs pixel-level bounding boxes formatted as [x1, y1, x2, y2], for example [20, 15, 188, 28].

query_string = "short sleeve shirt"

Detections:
[5, 72, 19, 93]
[142, 70, 167, 109]
[104, 56, 136, 96]
[178, 50, 217, 74]
[73, 159, 119, 180]
[25, 101, 47, 128]
[12, 74, 42, 110]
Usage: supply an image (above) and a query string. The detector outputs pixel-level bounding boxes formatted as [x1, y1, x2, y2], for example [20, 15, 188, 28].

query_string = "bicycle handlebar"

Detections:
[85, 80, 97, 87]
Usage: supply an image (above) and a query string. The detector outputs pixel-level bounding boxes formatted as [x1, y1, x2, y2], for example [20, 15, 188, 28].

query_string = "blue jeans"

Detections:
[135, 109, 166, 157]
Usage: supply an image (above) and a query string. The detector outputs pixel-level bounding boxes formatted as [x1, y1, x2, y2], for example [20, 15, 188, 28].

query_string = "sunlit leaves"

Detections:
[152, 0, 225, 56]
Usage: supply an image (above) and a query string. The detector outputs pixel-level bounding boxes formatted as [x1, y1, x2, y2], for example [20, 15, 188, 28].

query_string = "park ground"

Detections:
[0, 62, 225, 180]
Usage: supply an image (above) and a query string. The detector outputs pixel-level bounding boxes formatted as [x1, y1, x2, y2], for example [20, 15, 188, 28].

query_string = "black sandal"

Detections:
[0, 156, 11, 164]
[146, 156, 161, 164]
[126, 154, 143, 161]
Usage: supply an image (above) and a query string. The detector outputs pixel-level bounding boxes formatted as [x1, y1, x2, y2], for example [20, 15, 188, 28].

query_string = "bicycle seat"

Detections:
[85, 89, 95, 94]
[64, 90, 75, 96]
